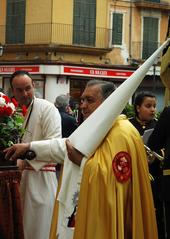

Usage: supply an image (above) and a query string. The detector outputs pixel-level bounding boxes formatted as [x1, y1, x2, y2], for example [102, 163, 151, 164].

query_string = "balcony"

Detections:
[0, 23, 112, 56]
[134, 0, 170, 11]
[131, 41, 162, 61]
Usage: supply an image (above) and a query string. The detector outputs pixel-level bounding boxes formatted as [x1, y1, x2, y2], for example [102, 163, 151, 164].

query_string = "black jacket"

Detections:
[129, 117, 157, 136]
[130, 116, 161, 178]
[58, 109, 78, 138]
[148, 106, 170, 170]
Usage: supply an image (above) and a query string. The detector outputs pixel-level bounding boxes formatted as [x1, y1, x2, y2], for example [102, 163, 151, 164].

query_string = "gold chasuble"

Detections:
[73, 115, 158, 239]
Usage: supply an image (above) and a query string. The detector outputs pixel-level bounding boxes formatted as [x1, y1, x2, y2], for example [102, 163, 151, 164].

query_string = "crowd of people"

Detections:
[1, 70, 170, 239]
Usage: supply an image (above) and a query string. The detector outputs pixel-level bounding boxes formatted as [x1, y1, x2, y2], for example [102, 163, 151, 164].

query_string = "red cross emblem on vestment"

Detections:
[112, 151, 132, 183]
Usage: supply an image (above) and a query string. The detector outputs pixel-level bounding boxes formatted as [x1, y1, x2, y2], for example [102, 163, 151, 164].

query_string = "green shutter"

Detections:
[6, 0, 26, 44]
[145, 0, 160, 2]
[112, 13, 123, 45]
[142, 17, 158, 59]
[73, 0, 96, 46]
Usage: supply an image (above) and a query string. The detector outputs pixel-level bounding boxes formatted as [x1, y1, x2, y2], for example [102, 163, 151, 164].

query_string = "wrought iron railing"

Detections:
[0, 23, 110, 49]
[133, 0, 160, 3]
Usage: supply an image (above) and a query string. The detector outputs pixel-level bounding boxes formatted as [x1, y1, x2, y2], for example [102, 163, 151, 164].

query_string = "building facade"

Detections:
[0, 0, 169, 110]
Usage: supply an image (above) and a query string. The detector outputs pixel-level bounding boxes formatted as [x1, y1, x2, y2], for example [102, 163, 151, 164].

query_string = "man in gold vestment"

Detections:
[66, 80, 158, 239]
[68, 115, 157, 239]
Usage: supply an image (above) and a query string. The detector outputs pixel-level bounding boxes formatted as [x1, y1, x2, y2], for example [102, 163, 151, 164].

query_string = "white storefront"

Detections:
[0, 64, 136, 103]
[0, 64, 162, 108]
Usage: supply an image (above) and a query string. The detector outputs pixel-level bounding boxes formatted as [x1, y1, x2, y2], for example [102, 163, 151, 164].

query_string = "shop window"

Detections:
[34, 81, 44, 98]
[70, 79, 87, 101]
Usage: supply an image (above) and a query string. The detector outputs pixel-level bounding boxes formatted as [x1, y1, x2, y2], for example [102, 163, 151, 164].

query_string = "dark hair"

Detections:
[10, 70, 32, 88]
[86, 80, 116, 99]
[133, 91, 156, 116]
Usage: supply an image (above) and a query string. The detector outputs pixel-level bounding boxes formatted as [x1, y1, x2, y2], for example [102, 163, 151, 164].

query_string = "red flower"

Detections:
[0, 92, 25, 148]
[2, 95, 11, 104]
[22, 105, 27, 116]
[11, 97, 18, 107]
[5, 106, 13, 116]
[0, 107, 5, 116]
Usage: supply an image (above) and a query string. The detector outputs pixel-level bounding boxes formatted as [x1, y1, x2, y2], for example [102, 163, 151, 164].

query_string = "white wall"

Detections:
[45, 75, 70, 103]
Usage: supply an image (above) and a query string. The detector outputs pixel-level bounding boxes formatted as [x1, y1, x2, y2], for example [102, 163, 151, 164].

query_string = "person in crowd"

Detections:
[4, 80, 158, 239]
[148, 106, 170, 239]
[129, 91, 157, 135]
[54, 94, 78, 177]
[129, 91, 164, 239]
[9, 70, 62, 239]
[54, 94, 78, 137]
[72, 102, 79, 121]
[69, 99, 78, 115]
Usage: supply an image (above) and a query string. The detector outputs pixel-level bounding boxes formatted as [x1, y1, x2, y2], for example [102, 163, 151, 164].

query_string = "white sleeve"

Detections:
[28, 138, 66, 171]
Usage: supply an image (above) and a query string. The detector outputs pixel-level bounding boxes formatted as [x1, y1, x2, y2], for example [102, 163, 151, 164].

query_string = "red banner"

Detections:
[0, 66, 40, 73]
[63, 66, 134, 79]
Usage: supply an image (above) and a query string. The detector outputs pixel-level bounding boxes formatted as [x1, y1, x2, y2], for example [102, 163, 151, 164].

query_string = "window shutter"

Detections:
[6, 0, 26, 44]
[145, 0, 160, 3]
[112, 13, 123, 45]
[142, 17, 158, 59]
[73, 0, 96, 46]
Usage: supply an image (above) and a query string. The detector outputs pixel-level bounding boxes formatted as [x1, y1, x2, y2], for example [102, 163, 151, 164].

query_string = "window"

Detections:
[112, 13, 123, 45]
[6, 0, 26, 44]
[73, 0, 96, 46]
[145, 0, 160, 3]
[142, 17, 159, 59]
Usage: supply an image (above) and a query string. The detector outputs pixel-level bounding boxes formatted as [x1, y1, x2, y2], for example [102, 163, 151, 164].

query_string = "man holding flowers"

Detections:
[9, 70, 63, 239]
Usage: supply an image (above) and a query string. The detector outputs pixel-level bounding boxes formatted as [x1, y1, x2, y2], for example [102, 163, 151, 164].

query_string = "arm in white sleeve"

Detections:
[28, 138, 66, 170]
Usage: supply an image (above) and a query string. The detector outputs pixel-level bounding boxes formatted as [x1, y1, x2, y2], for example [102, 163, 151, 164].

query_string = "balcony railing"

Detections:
[0, 23, 110, 49]
[134, 0, 160, 2]
[131, 41, 162, 60]
[134, 0, 170, 10]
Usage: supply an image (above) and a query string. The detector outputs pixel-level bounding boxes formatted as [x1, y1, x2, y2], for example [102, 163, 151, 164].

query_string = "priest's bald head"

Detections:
[80, 80, 116, 120]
